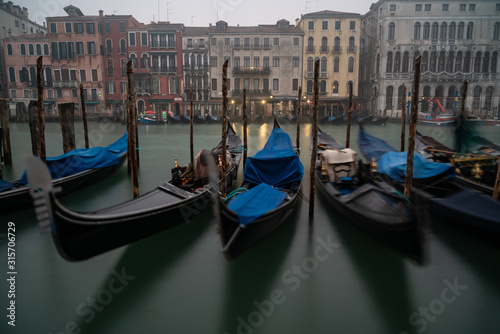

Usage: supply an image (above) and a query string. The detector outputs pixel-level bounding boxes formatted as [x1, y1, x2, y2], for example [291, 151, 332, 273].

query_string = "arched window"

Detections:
[332, 81, 339, 94]
[191, 54, 196, 68]
[472, 86, 482, 110]
[30, 67, 36, 86]
[485, 86, 494, 111]
[440, 23, 447, 40]
[388, 22, 395, 40]
[43, 44, 49, 56]
[423, 22, 430, 39]
[197, 54, 202, 67]
[402, 52, 409, 73]
[307, 37, 314, 52]
[386, 86, 394, 110]
[386, 52, 393, 73]
[7, 44, 13, 56]
[36, 44, 42, 55]
[376, 54, 380, 74]
[8, 67, 16, 82]
[106, 39, 112, 54]
[307, 57, 313, 72]
[438, 51, 446, 72]
[446, 51, 454, 73]
[320, 80, 326, 93]
[466, 22, 474, 39]
[449, 22, 456, 39]
[457, 22, 465, 39]
[492, 52, 498, 73]
[431, 22, 439, 39]
[482, 52, 490, 73]
[320, 57, 327, 72]
[129, 54, 137, 69]
[474, 51, 482, 73]
[28, 44, 34, 55]
[455, 51, 462, 72]
[348, 57, 354, 73]
[184, 54, 189, 67]
[141, 54, 149, 69]
[321, 37, 327, 52]
[20, 67, 29, 82]
[169, 77, 178, 94]
[494, 22, 500, 40]
[45, 67, 52, 87]
[348, 37, 355, 51]
[430, 51, 437, 72]
[394, 52, 401, 73]
[307, 80, 313, 93]
[120, 38, 126, 54]
[152, 77, 160, 94]
[334, 37, 340, 51]
[464, 51, 471, 72]
[414, 22, 421, 40]
[20, 44, 26, 56]
[422, 51, 429, 72]
[334, 57, 339, 73]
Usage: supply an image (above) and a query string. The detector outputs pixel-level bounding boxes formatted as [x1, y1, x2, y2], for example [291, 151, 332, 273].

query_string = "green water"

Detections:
[1, 121, 500, 334]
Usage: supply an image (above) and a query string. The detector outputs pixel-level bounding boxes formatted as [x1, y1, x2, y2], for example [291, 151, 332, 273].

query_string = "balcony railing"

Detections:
[319, 72, 328, 79]
[53, 81, 78, 88]
[306, 71, 314, 78]
[347, 46, 356, 53]
[320, 46, 329, 54]
[151, 66, 177, 74]
[306, 46, 315, 53]
[232, 66, 271, 75]
[332, 46, 342, 53]
[262, 44, 271, 50]
[151, 41, 176, 49]
[232, 89, 271, 97]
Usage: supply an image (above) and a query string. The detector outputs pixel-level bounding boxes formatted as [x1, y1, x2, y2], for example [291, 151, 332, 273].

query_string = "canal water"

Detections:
[1, 121, 500, 334]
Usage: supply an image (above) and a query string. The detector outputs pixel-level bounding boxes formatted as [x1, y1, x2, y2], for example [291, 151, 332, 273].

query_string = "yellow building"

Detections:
[299, 10, 362, 116]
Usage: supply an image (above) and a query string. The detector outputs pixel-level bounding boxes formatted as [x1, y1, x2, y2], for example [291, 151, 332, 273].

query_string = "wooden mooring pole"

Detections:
[28, 101, 39, 156]
[296, 86, 302, 153]
[456, 80, 468, 153]
[58, 103, 76, 153]
[80, 84, 89, 149]
[493, 158, 500, 200]
[37, 56, 46, 161]
[0, 100, 12, 165]
[309, 60, 320, 218]
[400, 84, 407, 152]
[403, 56, 422, 201]
[345, 82, 353, 148]
[127, 60, 139, 198]
[190, 86, 194, 166]
[242, 88, 248, 168]
[221, 60, 229, 198]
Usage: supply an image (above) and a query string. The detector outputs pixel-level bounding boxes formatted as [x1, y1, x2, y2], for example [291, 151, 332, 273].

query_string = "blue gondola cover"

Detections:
[18, 133, 128, 185]
[0, 179, 16, 192]
[228, 183, 287, 226]
[243, 128, 303, 188]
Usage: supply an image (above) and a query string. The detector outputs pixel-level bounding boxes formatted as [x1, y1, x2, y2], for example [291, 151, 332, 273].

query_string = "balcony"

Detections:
[306, 46, 315, 53]
[347, 46, 356, 53]
[234, 44, 241, 50]
[232, 89, 271, 97]
[151, 41, 176, 49]
[184, 65, 209, 72]
[306, 71, 314, 78]
[151, 66, 177, 74]
[262, 44, 271, 50]
[332, 46, 342, 53]
[320, 46, 329, 54]
[232, 66, 271, 75]
[106, 47, 113, 54]
[53, 81, 78, 88]
[319, 72, 328, 79]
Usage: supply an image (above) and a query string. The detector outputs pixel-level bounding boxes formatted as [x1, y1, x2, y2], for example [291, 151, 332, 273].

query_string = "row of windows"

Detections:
[8, 87, 102, 100]
[128, 33, 176, 47]
[413, 3, 478, 12]
[306, 56, 356, 73]
[209, 56, 298, 68]
[305, 80, 353, 94]
[375, 51, 499, 74]
[51, 41, 98, 59]
[306, 36, 356, 51]
[49, 21, 128, 35]
[6, 43, 50, 56]
[409, 22, 478, 41]
[211, 77, 286, 92]
[307, 20, 356, 31]
[210, 37, 288, 47]
[8, 66, 100, 84]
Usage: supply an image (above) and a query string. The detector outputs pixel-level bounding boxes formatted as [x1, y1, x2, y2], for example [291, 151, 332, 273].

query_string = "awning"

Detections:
[43, 101, 55, 104]
[147, 99, 172, 103]
[106, 100, 123, 104]
[85, 101, 100, 105]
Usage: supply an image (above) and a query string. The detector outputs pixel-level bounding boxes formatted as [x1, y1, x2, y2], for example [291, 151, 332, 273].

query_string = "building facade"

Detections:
[207, 20, 303, 117]
[299, 10, 362, 116]
[361, 0, 500, 118]
[0, 0, 46, 99]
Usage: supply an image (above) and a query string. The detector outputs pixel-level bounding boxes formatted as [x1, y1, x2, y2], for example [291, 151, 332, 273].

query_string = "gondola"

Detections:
[218, 119, 303, 259]
[370, 116, 389, 125]
[415, 131, 498, 197]
[205, 115, 219, 124]
[0, 133, 128, 215]
[358, 127, 500, 235]
[180, 116, 191, 124]
[167, 115, 182, 124]
[25, 122, 243, 261]
[193, 115, 207, 124]
[313, 128, 422, 262]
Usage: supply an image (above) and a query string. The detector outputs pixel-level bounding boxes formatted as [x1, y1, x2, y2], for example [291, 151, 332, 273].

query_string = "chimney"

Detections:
[22, 6, 28, 19]
[99, 10, 103, 18]
[295, 18, 300, 26]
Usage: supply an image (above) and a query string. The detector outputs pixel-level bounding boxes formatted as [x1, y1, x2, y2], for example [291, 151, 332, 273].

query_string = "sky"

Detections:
[19, 0, 377, 27]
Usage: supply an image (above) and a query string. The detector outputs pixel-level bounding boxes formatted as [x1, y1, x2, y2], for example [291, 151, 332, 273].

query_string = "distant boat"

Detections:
[25, 122, 243, 261]
[1, 134, 128, 214]
[167, 115, 182, 124]
[218, 119, 303, 259]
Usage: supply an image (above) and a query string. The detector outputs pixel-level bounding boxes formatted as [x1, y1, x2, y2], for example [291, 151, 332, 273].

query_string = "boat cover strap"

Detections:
[228, 183, 287, 227]
[158, 182, 195, 199]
